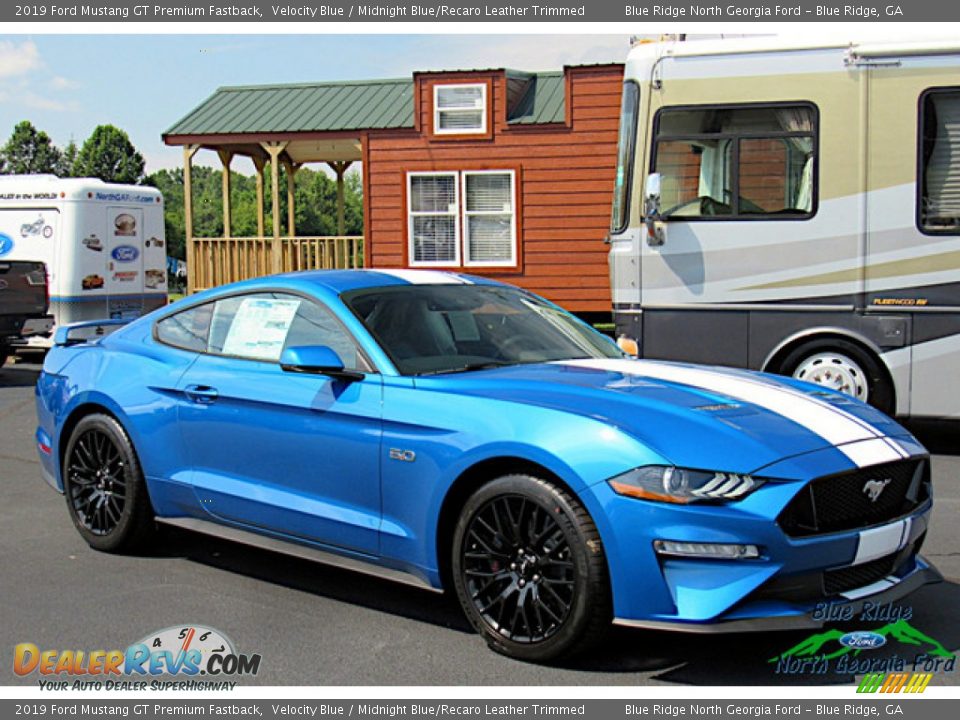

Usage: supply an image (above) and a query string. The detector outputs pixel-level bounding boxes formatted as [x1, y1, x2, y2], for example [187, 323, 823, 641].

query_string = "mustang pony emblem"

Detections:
[863, 478, 892, 503]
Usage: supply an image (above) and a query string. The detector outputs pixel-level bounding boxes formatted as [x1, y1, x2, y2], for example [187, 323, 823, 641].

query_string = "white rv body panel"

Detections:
[610, 37, 960, 419]
[0, 176, 167, 347]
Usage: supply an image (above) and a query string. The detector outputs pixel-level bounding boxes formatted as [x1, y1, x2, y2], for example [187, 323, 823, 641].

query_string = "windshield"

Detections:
[342, 284, 623, 376]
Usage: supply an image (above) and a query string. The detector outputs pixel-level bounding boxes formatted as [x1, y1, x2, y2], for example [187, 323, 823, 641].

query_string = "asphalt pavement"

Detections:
[1, 357, 958, 686]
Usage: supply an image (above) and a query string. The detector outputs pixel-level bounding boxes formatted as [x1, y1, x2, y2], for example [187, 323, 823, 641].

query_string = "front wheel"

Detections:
[451, 475, 611, 662]
[62, 413, 156, 553]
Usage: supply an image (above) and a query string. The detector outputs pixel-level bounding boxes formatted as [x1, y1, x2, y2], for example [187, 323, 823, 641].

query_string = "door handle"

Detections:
[184, 384, 219, 404]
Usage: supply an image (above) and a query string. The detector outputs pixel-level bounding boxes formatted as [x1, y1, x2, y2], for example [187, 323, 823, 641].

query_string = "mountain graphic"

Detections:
[768, 619, 955, 663]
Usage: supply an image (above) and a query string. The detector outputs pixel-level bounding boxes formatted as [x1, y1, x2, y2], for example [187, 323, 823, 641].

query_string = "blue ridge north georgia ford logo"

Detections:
[839, 631, 888, 650]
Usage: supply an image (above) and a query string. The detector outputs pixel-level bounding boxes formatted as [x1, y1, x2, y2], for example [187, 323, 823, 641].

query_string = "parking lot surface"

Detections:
[2, 358, 958, 686]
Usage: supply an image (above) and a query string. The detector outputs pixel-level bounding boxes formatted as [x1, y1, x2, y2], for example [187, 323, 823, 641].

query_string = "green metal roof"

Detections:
[507, 72, 565, 125]
[164, 71, 567, 139]
[164, 78, 415, 136]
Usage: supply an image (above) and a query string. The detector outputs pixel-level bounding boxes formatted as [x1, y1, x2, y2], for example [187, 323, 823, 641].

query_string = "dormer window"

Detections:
[433, 83, 487, 135]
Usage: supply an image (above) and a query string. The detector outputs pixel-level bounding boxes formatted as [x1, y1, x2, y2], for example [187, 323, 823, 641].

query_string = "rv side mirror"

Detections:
[644, 172, 662, 210]
[643, 173, 666, 247]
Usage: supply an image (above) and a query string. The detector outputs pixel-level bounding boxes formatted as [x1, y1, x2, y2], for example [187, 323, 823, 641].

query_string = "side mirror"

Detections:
[644, 172, 662, 210]
[279, 345, 363, 382]
[644, 172, 667, 247]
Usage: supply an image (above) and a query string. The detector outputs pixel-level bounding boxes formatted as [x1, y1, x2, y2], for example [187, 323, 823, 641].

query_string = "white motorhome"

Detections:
[608, 37, 960, 418]
[0, 176, 167, 347]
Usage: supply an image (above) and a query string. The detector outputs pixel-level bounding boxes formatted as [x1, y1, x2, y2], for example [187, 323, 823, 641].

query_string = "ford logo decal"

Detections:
[0, 233, 13, 257]
[839, 631, 887, 650]
[111, 245, 139, 263]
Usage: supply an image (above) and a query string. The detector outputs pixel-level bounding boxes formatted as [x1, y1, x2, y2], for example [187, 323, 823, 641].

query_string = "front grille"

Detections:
[777, 459, 929, 537]
[823, 553, 897, 595]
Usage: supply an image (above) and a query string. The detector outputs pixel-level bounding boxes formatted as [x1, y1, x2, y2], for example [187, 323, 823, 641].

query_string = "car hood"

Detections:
[418, 358, 917, 476]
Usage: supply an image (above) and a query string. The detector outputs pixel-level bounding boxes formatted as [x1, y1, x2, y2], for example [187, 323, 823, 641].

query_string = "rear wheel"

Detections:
[451, 475, 611, 662]
[62, 414, 156, 553]
[779, 339, 894, 415]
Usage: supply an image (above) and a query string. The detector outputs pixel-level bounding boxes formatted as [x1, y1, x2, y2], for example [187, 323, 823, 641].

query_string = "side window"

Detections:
[283, 299, 363, 371]
[652, 104, 817, 219]
[919, 88, 960, 234]
[155, 302, 214, 352]
[206, 292, 365, 370]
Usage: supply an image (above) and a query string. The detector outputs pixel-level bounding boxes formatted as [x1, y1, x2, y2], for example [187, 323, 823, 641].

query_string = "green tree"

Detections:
[56, 140, 79, 177]
[145, 162, 365, 262]
[0, 120, 62, 175]
[73, 125, 145, 183]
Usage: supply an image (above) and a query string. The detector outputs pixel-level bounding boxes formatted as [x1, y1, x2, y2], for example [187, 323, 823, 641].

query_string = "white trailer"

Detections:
[0, 176, 167, 347]
[608, 37, 960, 419]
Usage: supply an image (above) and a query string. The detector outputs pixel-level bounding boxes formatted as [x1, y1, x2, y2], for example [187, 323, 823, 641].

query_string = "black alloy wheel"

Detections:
[63, 414, 156, 552]
[68, 428, 127, 535]
[452, 475, 611, 662]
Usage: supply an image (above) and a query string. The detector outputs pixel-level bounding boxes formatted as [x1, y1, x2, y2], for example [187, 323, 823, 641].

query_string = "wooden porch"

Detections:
[177, 138, 365, 293]
[190, 236, 364, 293]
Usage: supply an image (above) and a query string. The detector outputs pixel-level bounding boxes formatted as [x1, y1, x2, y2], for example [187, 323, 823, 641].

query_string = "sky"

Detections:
[0, 34, 631, 177]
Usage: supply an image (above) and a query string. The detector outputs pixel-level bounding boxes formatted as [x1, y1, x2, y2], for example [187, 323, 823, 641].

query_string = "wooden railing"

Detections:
[190, 236, 363, 293]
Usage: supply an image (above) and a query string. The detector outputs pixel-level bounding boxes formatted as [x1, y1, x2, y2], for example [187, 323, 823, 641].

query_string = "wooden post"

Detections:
[328, 160, 353, 236]
[260, 142, 288, 275]
[217, 149, 233, 238]
[283, 160, 302, 237]
[252, 155, 266, 239]
[182, 144, 199, 294]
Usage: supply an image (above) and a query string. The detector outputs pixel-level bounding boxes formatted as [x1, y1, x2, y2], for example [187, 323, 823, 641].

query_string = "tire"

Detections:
[62, 413, 156, 553]
[778, 339, 894, 415]
[451, 474, 611, 662]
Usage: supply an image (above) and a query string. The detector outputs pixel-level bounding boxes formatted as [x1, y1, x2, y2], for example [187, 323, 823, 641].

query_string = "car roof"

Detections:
[255, 269, 505, 294]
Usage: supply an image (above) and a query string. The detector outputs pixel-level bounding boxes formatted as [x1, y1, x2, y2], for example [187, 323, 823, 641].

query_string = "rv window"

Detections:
[919, 89, 960, 234]
[652, 104, 817, 220]
[612, 82, 640, 233]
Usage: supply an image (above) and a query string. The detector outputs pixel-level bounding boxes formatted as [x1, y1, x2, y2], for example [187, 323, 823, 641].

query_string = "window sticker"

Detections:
[221, 298, 301, 361]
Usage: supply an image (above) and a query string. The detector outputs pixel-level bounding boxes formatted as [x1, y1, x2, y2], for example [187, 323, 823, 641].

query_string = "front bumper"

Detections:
[613, 554, 942, 633]
[588, 445, 938, 629]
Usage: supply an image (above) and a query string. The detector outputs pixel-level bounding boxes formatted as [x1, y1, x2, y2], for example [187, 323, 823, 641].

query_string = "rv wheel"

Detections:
[780, 339, 894, 415]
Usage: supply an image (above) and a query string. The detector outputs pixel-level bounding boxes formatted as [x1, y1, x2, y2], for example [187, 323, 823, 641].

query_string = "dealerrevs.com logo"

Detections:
[14, 625, 261, 691]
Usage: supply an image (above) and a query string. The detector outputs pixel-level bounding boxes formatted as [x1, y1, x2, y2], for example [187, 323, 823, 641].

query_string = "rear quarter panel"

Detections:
[37, 329, 197, 503]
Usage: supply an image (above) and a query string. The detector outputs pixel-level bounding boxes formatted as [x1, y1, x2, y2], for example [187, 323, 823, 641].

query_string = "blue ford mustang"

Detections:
[35, 270, 938, 661]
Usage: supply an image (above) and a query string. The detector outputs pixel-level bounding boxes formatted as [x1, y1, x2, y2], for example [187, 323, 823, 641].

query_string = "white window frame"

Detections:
[433, 83, 487, 136]
[406, 170, 517, 268]
[407, 171, 461, 267]
[462, 170, 517, 268]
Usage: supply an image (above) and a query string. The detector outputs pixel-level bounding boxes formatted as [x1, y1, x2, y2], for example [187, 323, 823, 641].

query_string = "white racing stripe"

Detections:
[840, 577, 898, 601]
[854, 519, 910, 565]
[841, 438, 904, 467]
[374, 269, 470, 285]
[558, 359, 909, 467]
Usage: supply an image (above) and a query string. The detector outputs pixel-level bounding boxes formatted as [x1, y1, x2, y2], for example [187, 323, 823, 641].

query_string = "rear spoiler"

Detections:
[54, 319, 131, 347]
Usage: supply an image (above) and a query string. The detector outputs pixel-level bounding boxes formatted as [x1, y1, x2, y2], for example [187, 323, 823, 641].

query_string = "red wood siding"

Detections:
[365, 65, 623, 314]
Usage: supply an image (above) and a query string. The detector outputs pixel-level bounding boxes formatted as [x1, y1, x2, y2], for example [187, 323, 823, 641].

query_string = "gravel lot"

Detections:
[1, 357, 957, 686]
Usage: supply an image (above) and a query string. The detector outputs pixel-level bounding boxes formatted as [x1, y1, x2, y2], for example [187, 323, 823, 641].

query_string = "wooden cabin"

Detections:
[163, 63, 623, 319]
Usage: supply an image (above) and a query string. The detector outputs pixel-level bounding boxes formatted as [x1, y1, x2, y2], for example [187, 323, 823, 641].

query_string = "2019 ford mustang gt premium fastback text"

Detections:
[35, 270, 939, 661]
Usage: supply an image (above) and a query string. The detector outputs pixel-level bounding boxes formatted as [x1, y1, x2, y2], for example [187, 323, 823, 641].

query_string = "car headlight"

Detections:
[607, 465, 764, 504]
